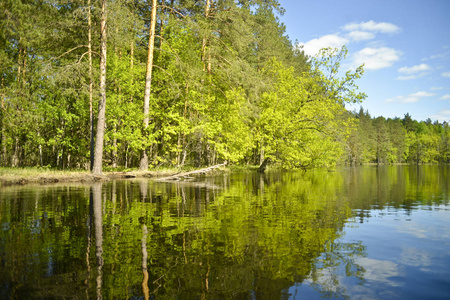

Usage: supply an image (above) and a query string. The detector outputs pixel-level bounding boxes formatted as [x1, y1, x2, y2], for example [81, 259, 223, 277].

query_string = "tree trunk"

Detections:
[177, 133, 182, 165]
[202, 0, 212, 73]
[257, 158, 270, 173]
[181, 145, 187, 166]
[1, 77, 6, 166]
[124, 145, 129, 168]
[112, 44, 120, 169]
[22, 48, 27, 87]
[259, 144, 264, 165]
[178, 84, 189, 166]
[17, 43, 22, 84]
[156, 162, 227, 181]
[12, 137, 19, 167]
[88, 0, 95, 171]
[130, 40, 134, 102]
[112, 127, 117, 168]
[38, 131, 43, 166]
[140, 0, 158, 171]
[92, 0, 107, 175]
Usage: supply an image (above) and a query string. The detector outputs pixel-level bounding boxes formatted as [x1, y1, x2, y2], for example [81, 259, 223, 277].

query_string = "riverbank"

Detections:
[0, 168, 176, 186]
[0, 165, 232, 187]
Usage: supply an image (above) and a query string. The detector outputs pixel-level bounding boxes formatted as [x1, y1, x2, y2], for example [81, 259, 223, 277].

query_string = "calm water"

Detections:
[0, 166, 449, 299]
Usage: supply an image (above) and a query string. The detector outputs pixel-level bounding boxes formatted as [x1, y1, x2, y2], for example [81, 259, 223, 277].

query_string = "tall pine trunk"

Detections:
[88, 0, 95, 171]
[140, 0, 158, 171]
[92, 0, 107, 175]
[130, 40, 134, 102]
[202, 0, 211, 73]
[1, 77, 6, 166]
[112, 38, 120, 169]
[202, 0, 213, 75]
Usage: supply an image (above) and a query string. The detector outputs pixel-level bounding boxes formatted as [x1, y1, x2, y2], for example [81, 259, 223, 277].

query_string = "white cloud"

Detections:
[342, 21, 401, 34]
[352, 47, 402, 70]
[298, 34, 348, 56]
[441, 94, 450, 100]
[398, 64, 431, 74]
[422, 50, 450, 61]
[299, 20, 401, 59]
[347, 31, 375, 42]
[411, 91, 435, 97]
[431, 110, 450, 122]
[397, 64, 431, 80]
[442, 71, 450, 78]
[386, 91, 435, 103]
[398, 75, 418, 80]
[431, 87, 444, 91]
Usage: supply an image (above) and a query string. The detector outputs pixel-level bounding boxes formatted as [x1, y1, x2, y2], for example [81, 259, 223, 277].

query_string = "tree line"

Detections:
[0, 0, 447, 173]
[347, 109, 450, 165]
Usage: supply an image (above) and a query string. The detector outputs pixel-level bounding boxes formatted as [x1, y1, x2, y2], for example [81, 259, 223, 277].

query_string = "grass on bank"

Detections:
[0, 167, 92, 185]
[0, 167, 89, 178]
[0, 164, 234, 186]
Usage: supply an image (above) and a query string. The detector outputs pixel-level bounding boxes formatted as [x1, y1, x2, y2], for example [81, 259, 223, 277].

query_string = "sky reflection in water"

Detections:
[0, 165, 449, 299]
[290, 205, 450, 299]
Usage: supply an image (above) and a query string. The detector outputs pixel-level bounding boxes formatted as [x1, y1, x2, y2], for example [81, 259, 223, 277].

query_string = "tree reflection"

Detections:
[92, 182, 104, 300]
[141, 224, 149, 300]
[139, 180, 150, 300]
[0, 166, 448, 299]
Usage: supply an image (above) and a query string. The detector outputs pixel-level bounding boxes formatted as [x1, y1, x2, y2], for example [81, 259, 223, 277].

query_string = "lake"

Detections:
[1, 165, 449, 299]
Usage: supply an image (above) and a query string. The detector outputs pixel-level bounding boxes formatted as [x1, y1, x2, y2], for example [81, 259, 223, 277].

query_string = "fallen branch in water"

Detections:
[155, 163, 227, 182]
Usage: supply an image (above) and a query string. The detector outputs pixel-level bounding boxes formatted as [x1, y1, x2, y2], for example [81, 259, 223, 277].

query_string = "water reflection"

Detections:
[0, 166, 449, 299]
[301, 204, 450, 300]
[92, 183, 103, 300]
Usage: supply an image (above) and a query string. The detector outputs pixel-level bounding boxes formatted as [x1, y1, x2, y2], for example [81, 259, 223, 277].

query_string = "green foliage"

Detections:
[312, 46, 366, 105]
[345, 109, 448, 165]
[253, 53, 361, 170]
[1, 0, 445, 170]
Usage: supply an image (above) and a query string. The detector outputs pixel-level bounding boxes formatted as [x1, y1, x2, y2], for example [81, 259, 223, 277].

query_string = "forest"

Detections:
[1, 0, 449, 173]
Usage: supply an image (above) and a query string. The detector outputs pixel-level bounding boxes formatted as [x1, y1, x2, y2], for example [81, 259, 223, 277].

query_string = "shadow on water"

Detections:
[0, 165, 448, 299]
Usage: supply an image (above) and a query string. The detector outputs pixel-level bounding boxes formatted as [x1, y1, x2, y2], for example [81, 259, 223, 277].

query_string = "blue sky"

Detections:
[277, 0, 450, 122]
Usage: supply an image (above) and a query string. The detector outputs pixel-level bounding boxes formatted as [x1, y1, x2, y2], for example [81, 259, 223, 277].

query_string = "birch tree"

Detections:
[140, 0, 158, 171]
[92, 0, 108, 175]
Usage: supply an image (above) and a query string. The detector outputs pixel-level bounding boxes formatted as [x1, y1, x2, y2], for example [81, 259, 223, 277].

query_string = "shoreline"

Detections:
[0, 165, 232, 187]
[0, 170, 181, 187]
[1, 164, 447, 187]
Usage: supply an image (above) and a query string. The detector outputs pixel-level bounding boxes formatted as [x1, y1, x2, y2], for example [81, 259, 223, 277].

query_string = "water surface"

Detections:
[1, 165, 449, 299]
